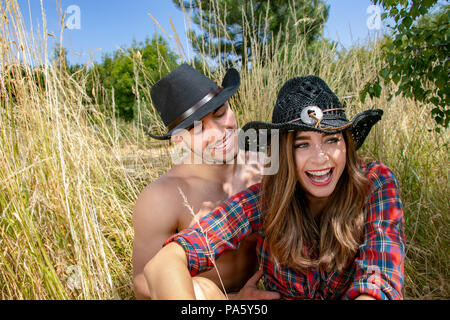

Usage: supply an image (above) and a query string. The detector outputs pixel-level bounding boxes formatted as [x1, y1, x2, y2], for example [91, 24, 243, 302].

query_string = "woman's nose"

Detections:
[310, 143, 329, 162]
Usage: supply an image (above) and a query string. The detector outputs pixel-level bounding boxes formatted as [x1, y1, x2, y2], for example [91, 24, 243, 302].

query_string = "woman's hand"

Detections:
[144, 242, 197, 299]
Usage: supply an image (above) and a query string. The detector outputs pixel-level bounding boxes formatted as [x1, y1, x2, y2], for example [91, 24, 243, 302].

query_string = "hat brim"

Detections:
[349, 109, 383, 150]
[240, 109, 383, 151]
[146, 68, 240, 140]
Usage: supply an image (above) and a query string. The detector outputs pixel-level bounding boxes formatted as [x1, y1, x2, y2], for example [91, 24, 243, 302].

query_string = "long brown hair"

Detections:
[261, 130, 369, 273]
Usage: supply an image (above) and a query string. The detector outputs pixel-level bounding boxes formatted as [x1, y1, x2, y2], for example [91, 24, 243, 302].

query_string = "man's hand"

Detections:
[228, 270, 281, 300]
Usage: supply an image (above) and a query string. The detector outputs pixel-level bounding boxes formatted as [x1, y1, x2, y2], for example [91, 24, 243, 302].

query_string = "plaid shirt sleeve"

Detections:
[163, 184, 262, 276]
[345, 162, 406, 300]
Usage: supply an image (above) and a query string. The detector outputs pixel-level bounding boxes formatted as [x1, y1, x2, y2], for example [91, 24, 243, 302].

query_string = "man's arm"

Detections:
[132, 181, 181, 299]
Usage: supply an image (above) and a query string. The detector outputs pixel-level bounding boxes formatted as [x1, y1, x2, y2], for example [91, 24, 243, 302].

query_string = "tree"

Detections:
[173, 0, 329, 68]
[361, 1, 449, 129]
[91, 36, 178, 121]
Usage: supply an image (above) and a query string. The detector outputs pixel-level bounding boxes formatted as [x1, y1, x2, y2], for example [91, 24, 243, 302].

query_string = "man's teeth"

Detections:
[211, 133, 231, 149]
[307, 168, 331, 176]
[212, 140, 227, 149]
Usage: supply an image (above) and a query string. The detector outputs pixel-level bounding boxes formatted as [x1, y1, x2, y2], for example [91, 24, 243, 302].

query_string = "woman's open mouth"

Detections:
[305, 167, 334, 186]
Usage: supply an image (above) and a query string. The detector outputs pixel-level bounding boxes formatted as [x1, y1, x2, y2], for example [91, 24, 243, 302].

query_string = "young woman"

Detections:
[144, 76, 405, 300]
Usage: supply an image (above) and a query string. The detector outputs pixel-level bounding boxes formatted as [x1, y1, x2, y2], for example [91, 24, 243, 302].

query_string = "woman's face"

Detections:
[293, 131, 346, 201]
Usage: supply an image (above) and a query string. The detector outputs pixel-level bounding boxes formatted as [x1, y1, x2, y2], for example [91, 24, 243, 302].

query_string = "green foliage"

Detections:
[173, 0, 329, 68]
[361, 1, 449, 129]
[87, 36, 178, 121]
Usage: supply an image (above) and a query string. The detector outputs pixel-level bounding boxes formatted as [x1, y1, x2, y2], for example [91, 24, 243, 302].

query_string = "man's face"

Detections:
[174, 101, 239, 164]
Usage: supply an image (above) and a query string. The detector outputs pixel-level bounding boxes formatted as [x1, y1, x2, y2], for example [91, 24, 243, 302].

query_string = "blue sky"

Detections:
[16, 0, 386, 65]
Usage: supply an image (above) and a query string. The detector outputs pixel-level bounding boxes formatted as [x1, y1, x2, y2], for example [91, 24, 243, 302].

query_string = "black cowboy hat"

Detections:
[146, 63, 240, 140]
[241, 75, 383, 150]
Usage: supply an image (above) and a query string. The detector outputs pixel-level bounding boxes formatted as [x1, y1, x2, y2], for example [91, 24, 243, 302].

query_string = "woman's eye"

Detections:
[326, 137, 340, 144]
[295, 143, 308, 149]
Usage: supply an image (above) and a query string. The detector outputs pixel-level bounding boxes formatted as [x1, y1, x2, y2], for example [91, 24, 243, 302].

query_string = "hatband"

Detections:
[167, 87, 224, 131]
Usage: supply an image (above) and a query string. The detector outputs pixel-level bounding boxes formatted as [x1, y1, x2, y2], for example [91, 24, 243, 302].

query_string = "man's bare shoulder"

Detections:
[139, 173, 188, 200]
[133, 172, 188, 227]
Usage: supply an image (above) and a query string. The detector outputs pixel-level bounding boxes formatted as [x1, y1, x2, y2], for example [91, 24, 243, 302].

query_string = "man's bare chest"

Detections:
[177, 186, 230, 231]
[172, 164, 261, 232]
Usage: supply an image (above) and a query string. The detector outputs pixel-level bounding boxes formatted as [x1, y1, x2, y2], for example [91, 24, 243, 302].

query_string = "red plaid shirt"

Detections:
[165, 161, 405, 299]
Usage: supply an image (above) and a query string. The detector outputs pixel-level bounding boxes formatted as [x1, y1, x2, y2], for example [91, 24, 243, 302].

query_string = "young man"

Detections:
[132, 64, 279, 299]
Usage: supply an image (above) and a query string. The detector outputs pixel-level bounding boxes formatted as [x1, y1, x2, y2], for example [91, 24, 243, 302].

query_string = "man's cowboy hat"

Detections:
[146, 63, 240, 140]
[241, 75, 383, 150]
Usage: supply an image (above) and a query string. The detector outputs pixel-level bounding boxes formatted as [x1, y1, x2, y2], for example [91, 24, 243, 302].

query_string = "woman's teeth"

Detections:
[307, 168, 331, 176]
[306, 168, 333, 182]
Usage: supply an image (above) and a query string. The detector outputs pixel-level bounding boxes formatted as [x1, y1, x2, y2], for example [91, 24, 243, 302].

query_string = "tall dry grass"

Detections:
[0, 0, 169, 299]
[0, 0, 448, 299]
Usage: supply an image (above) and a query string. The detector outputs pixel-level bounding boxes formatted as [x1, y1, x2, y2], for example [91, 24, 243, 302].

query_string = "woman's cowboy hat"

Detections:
[146, 63, 240, 140]
[241, 75, 383, 150]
